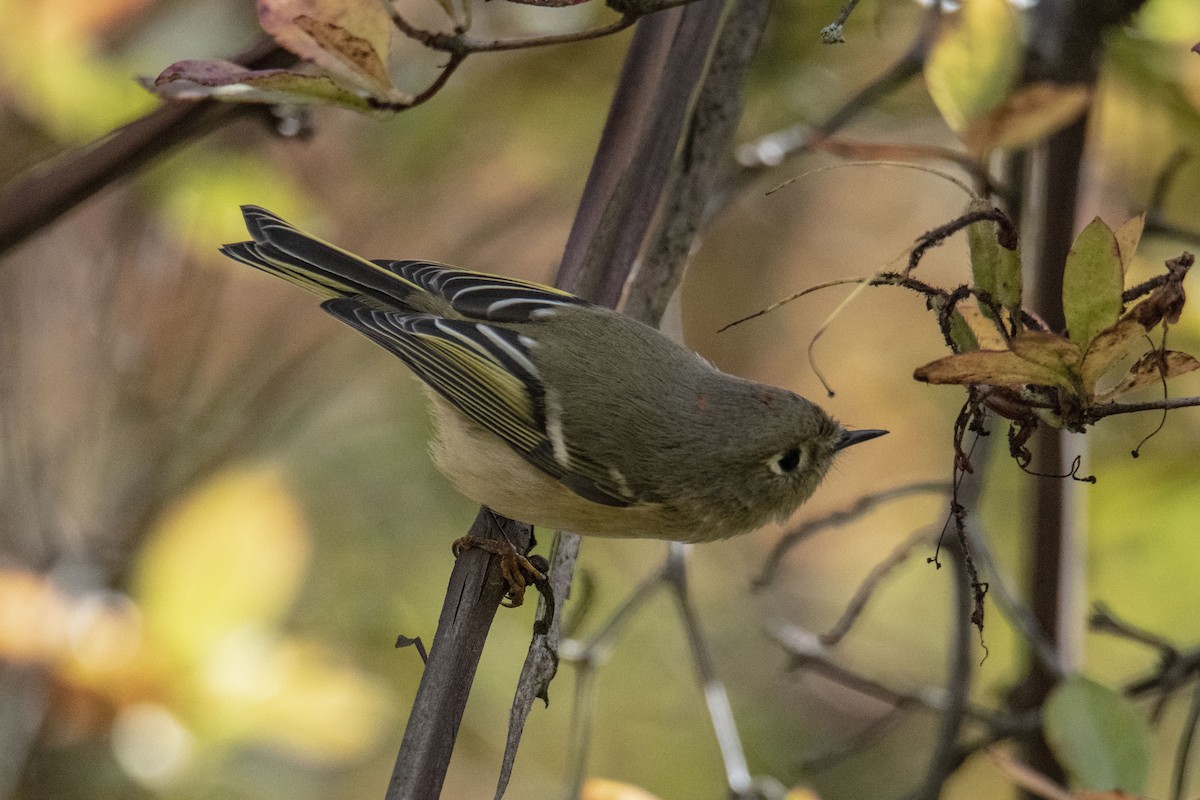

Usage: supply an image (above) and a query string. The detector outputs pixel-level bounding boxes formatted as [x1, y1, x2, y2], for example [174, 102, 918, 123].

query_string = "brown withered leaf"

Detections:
[914, 349, 1075, 390]
[963, 82, 1091, 156]
[1123, 261, 1190, 326]
[1079, 319, 1148, 394]
[258, 0, 395, 97]
[1096, 350, 1200, 402]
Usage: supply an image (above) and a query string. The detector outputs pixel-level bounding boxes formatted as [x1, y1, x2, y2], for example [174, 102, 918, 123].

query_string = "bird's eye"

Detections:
[772, 447, 803, 475]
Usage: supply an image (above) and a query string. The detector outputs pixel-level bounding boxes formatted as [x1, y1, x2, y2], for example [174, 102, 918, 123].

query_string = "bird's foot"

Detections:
[452, 535, 546, 608]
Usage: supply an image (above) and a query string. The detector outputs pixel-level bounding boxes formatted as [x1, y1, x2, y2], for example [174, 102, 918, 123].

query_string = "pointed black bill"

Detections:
[835, 428, 888, 451]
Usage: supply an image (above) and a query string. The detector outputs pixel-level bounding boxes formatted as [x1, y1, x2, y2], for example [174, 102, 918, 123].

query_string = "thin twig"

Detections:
[819, 528, 937, 647]
[754, 481, 950, 590]
[736, 5, 941, 174]
[1085, 395, 1200, 421]
[819, 0, 862, 43]
[664, 543, 754, 797]
[1171, 682, 1200, 800]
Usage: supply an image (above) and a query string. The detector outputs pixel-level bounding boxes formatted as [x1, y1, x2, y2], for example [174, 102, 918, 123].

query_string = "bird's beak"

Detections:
[835, 428, 888, 451]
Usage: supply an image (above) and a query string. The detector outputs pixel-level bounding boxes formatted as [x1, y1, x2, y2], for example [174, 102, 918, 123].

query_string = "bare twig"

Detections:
[820, 0, 863, 44]
[914, 468, 984, 800]
[736, 6, 941, 174]
[1171, 682, 1200, 800]
[965, 516, 1063, 678]
[0, 39, 294, 255]
[664, 543, 753, 797]
[819, 528, 937, 647]
[753, 481, 950, 590]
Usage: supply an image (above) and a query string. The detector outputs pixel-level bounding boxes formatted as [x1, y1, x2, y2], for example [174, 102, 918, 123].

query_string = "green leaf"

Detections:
[1063, 217, 1123, 350]
[924, 0, 1023, 132]
[1044, 675, 1151, 793]
[966, 200, 1023, 322]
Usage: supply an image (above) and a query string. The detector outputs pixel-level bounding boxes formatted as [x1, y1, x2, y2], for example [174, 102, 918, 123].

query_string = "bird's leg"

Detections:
[452, 530, 546, 608]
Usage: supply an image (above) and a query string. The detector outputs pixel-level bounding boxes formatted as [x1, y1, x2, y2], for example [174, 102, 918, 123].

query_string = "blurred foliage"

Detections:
[2, 0, 1200, 799]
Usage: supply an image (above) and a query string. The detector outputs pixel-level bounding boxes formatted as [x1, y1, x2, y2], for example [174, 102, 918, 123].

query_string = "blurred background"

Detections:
[2, 0, 1200, 797]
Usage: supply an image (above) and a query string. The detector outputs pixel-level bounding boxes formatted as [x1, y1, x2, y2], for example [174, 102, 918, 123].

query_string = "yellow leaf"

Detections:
[925, 0, 1023, 132]
[582, 778, 665, 800]
[1079, 319, 1148, 394]
[135, 466, 311, 663]
[196, 637, 394, 762]
[1010, 332, 1083, 391]
[1114, 213, 1146, 276]
[964, 83, 1091, 156]
[958, 303, 1009, 350]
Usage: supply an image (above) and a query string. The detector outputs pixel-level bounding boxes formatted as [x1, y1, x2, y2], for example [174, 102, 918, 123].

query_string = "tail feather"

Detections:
[225, 205, 419, 305]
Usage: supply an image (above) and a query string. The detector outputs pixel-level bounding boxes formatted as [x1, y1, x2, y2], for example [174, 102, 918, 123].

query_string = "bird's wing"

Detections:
[371, 260, 589, 323]
[225, 206, 593, 323]
[322, 297, 634, 508]
[223, 206, 427, 305]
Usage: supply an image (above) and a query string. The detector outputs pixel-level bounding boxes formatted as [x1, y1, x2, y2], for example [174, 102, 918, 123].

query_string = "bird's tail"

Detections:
[220, 205, 415, 305]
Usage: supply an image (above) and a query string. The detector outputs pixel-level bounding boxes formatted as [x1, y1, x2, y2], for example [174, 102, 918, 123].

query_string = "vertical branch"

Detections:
[1011, 0, 1150, 790]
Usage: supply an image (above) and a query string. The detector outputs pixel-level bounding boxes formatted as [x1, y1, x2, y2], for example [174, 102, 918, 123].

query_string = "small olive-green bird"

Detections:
[221, 206, 885, 543]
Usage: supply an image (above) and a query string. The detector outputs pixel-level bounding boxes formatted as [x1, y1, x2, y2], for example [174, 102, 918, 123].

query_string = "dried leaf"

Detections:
[1096, 350, 1200, 402]
[1063, 217, 1123, 350]
[914, 349, 1075, 390]
[1124, 264, 1188, 329]
[1079, 319, 1149, 393]
[1114, 213, 1146, 275]
[258, 0, 395, 97]
[152, 59, 375, 110]
[1010, 331, 1083, 388]
[963, 83, 1091, 156]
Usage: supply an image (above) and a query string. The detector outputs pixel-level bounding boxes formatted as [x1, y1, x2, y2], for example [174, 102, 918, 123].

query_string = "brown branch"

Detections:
[735, 5, 941, 174]
[0, 39, 294, 256]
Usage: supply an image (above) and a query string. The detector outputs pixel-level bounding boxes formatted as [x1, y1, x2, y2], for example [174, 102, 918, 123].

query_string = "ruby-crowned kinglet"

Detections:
[221, 206, 885, 542]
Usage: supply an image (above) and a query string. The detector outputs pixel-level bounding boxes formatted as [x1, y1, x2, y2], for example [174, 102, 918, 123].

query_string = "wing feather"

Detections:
[322, 297, 632, 507]
[372, 259, 588, 322]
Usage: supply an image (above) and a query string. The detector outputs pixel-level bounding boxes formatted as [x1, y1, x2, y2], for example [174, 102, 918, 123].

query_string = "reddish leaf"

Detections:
[152, 59, 374, 110]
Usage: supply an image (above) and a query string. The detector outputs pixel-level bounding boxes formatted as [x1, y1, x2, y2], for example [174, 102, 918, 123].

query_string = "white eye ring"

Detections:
[769, 447, 804, 476]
